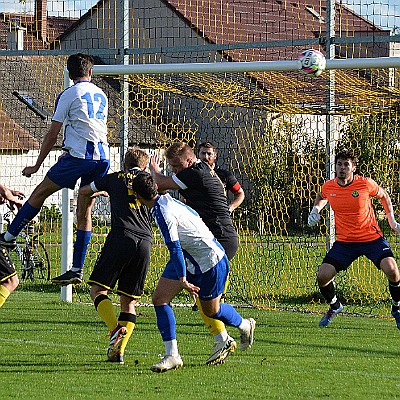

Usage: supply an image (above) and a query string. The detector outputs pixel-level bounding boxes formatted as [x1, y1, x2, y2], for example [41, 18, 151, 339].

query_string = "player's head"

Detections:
[165, 142, 196, 174]
[335, 149, 357, 166]
[335, 149, 357, 180]
[124, 147, 149, 171]
[67, 53, 94, 81]
[198, 141, 217, 167]
[130, 172, 158, 202]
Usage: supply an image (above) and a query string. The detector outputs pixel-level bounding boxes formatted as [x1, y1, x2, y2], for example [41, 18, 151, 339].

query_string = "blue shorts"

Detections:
[162, 255, 230, 301]
[323, 237, 394, 271]
[47, 153, 110, 189]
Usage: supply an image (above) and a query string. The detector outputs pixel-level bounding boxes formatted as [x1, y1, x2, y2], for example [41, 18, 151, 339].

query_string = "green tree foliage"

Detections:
[244, 117, 326, 235]
[337, 103, 400, 225]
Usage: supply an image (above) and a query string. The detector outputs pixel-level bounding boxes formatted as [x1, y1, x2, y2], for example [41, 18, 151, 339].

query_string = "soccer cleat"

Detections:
[319, 303, 344, 327]
[240, 318, 256, 351]
[391, 310, 400, 330]
[206, 336, 237, 365]
[107, 325, 128, 360]
[150, 355, 183, 373]
[0, 233, 16, 249]
[107, 351, 124, 365]
[51, 270, 83, 285]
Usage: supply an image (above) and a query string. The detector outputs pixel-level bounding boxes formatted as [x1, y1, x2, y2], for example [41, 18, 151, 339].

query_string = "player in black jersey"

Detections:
[149, 142, 239, 365]
[0, 183, 24, 311]
[197, 142, 245, 213]
[80, 147, 153, 365]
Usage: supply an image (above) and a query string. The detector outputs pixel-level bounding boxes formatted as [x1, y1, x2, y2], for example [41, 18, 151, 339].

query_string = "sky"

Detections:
[341, 0, 399, 33]
[0, 0, 399, 32]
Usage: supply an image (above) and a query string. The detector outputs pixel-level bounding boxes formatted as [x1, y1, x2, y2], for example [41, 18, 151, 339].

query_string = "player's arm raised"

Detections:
[149, 155, 180, 192]
[308, 192, 328, 227]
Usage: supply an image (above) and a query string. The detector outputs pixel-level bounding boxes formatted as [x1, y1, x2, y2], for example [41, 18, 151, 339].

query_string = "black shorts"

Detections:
[0, 247, 17, 283]
[216, 234, 239, 261]
[87, 230, 152, 299]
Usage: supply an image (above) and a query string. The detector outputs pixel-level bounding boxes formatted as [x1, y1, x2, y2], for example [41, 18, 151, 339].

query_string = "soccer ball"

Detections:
[297, 49, 326, 78]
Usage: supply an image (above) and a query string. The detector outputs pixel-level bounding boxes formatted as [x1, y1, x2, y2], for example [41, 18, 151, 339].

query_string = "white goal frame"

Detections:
[60, 56, 400, 301]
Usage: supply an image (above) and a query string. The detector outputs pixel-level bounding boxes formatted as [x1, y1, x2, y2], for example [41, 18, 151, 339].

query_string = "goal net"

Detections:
[1, 55, 400, 317]
[106, 60, 399, 317]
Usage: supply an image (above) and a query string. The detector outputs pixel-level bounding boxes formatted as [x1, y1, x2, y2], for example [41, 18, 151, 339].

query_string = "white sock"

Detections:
[238, 318, 250, 333]
[164, 339, 179, 357]
[214, 330, 229, 343]
[4, 232, 16, 241]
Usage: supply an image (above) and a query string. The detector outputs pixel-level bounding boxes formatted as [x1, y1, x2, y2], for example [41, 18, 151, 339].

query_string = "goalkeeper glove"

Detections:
[388, 212, 400, 235]
[308, 206, 321, 227]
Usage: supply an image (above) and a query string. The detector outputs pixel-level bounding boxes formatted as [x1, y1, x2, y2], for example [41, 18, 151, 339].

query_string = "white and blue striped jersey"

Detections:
[52, 80, 109, 160]
[151, 193, 226, 277]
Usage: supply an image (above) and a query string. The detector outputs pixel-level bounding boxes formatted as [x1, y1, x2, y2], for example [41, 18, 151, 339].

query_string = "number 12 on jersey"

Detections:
[81, 92, 107, 120]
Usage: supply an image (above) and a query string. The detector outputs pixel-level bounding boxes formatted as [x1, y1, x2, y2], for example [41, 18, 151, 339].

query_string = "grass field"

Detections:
[1, 290, 400, 400]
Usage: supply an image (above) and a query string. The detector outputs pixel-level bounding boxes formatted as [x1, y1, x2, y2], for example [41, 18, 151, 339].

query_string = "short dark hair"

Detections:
[130, 172, 158, 200]
[335, 149, 357, 165]
[67, 53, 94, 81]
[198, 141, 217, 152]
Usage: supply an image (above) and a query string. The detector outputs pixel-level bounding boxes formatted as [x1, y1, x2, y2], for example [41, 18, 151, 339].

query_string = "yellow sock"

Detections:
[118, 313, 137, 355]
[0, 285, 10, 309]
[94, 294, 117, 331]
[197, 297, 226, 337]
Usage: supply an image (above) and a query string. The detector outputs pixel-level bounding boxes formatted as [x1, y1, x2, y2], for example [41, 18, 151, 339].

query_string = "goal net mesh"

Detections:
[0, 0, 399, 316]
[2, 54, 399, 317]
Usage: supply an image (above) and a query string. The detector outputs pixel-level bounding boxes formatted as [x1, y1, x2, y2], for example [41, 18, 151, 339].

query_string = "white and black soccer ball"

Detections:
[297, 49, 326, 78]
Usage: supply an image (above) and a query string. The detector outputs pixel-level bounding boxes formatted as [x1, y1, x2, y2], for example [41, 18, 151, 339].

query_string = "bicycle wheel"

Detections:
[22, 245, 35, 281]
[31, 241, 51, 280]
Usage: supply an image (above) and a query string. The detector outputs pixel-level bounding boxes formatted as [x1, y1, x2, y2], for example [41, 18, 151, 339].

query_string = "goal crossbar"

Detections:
[91, 57, 400, 75]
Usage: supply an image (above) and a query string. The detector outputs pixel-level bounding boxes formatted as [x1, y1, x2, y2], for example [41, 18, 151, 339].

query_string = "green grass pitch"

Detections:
[1, 290, 400, 400]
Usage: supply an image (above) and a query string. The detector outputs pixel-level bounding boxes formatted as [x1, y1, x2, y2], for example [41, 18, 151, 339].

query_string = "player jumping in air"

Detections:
[0, 53, 110, 285]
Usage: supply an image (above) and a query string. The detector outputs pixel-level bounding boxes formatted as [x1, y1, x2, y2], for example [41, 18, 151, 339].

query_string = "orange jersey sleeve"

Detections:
[321, 175, 382, 242]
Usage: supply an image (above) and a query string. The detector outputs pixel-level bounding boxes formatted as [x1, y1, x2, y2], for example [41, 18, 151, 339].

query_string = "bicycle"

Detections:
[3, 208, 51, 281]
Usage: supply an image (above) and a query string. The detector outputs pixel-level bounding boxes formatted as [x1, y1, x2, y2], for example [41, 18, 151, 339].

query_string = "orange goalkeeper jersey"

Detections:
[321, 175, 382, 242]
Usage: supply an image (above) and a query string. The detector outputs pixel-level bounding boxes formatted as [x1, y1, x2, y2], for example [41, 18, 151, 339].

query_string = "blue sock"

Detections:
[212, 303, 243, 328]
[154, 304, 176, 341]
[72, 230, 92, 271]
[8, 203, 40, 237]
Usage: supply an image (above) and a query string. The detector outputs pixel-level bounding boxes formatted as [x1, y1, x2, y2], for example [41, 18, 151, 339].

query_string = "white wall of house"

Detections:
[0, 147, 122, 223]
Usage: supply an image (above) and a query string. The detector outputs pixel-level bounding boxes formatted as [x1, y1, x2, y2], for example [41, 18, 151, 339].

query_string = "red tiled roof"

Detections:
[0, 109, 40, 150]
[166, 0, 388, 61]
[0, 13, 77, 50]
